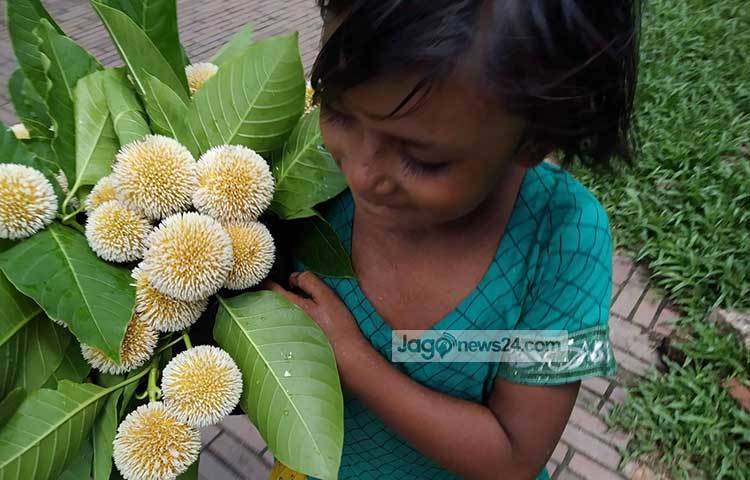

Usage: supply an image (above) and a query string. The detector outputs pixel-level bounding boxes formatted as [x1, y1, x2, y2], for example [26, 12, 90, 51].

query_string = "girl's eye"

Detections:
[321, 106, 355, 128]
[400, 151, 449, 177]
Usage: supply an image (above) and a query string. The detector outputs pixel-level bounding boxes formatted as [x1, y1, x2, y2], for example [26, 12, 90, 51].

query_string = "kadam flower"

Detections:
[305, 80, 315, 113]
[133, 266, 208, 332]
[113, 402, 200, 480]
[193, 145, 274, 223]
[85, 175, 118, 212]
[161, 345, 243, 427]
[0, 164, 57, 240]
[10, 123, 30, 140]
[142, 212, 233, 301]
[185, 62, 218, 96]
[86, 201, 152, 263]
[112, 135, 197, 221]
[81, 315, 157, 375]
[224, 222, 275, 290]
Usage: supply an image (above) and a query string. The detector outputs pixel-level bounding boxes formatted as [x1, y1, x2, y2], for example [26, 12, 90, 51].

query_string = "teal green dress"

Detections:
[301, 162, 616, 480]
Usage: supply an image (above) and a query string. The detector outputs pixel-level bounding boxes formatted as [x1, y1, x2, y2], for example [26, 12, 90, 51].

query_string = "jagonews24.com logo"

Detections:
[395, 331, 458, 360]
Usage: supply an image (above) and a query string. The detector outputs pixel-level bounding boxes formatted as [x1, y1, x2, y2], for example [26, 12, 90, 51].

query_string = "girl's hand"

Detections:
[264, 272, 368, 371]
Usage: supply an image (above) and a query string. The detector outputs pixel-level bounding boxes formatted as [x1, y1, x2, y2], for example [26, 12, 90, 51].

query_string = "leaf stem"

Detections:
[58, 216, 85, 234]
[182, 330, 193, 349]
[62, 205, 84, 223]
[108, 365, 152, 394]
[156, 335, 184, 355]
[146, 357, 161, 402]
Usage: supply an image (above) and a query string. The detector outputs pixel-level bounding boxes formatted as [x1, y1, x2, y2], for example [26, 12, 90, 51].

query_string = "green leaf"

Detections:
[0, 381, 109, 479]
[188, 33, 305, 155]
[12, 314, 72, 394]
[0, 127, 54, 172]
[142, 73, 202, 156]
[43, 341, 91, 389]
[214, 292, 344, 480]
[35, 20, 100, 183]
[291, 215, 355, 278]
[0, 224, 134, 362]
[0, 272, 41, 399]
[271, 109, 347, 219]
[211, 23, 255, 66]
[0, 388, 25, 430]
[176, 460, 199, 480]
[91, 389, 122, 480]
[92, 1, 190, 102]
[102, 68, 151, 145]
[22, 138, 60, 173]
[8, 69, 53, 138]
[73, 70, 120, 193]
[6, 0, 64, 98]
[58, 436, 93, 480]
[98, 0, 188, 90]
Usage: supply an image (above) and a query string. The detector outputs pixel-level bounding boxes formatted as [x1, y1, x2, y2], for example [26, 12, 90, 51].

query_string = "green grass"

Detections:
[574, 0, 750, 477]
[576, 0, 750, 317]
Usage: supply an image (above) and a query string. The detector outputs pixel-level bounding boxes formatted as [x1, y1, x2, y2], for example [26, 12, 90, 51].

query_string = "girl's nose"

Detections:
[346, 132, 397, 197]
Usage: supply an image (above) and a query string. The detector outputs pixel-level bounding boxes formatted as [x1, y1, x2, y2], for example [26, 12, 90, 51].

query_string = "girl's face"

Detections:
[319, 69, 534, 232]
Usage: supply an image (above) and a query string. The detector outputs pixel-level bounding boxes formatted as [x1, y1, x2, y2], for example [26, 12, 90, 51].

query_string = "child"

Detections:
[267, 1, 639, 478]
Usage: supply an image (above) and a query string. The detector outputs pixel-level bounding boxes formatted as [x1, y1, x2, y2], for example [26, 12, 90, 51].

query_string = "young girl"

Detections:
[268, 1, 639, 478]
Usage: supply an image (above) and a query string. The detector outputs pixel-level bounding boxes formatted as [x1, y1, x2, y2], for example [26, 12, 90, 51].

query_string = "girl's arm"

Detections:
[267, 273, 579, 480]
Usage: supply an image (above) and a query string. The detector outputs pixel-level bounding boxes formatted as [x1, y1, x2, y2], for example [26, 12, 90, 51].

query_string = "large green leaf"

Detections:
[271, 110, 347, 219]
[20, 138, 60, 173]
[0, 224, 134, 362]
[99, 0, 188, 90]
[188, 33, 305, 155]
[36, 20, 100, 183]
[211, 23, 255, 66]
[73, 70, 120, 194]
[0, 381, 109, 479]
[58, 436, 93, 480]
[0, 273, 40, 399]
[91, 389, 122, 480]
[92, 1, 190, 102]
[291, 215, 355, 278]
[141, 73, 202, 156]
[8, 69, 53, 139]
[6, 0, 64, 98]
[0, 389, 25, 430]
[214, 292, 343, 479]
[42, 341, 91, 389]
[0, 127, 55, 173]
[12, 314, 71, 394]
[102, 69, 151, 145]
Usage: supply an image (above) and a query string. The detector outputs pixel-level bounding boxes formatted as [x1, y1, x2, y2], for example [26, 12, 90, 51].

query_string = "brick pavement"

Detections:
[0, 2, 676, 478]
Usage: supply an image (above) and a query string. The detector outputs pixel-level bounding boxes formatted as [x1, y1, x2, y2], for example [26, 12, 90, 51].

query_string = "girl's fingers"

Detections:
[262, 280, 310, 309]
[289, 271, 332, 303]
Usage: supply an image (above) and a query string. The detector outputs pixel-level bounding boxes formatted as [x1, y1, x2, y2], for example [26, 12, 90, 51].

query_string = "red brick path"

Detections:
[0, 2, 676, 479]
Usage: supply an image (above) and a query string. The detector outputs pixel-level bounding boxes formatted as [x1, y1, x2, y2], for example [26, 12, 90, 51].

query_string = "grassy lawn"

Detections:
[575, 0, 750, 477]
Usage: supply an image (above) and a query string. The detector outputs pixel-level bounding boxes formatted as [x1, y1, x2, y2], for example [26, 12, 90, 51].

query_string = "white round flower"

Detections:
[185, 62, 219, 96]
[193, 145, 275, 223]
[81, 315, 157, 375]
[141, 212, 233, 301]
[85, 175, 118, 212]
[0, 163, 57, 240]
[132, 266, 208, 332]
[224, 222, 275, 290]
[112, 135, 197, 221]
[86, 201, 152, 263]
[162, 345, 243, 427]
[113, 402, 200, 480]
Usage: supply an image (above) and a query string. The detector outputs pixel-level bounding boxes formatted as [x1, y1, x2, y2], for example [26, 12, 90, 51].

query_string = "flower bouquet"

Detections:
[0, 1, 351, 479]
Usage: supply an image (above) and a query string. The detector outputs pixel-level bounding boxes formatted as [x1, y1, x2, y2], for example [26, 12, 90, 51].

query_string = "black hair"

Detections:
[311, 0, 641, 168]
